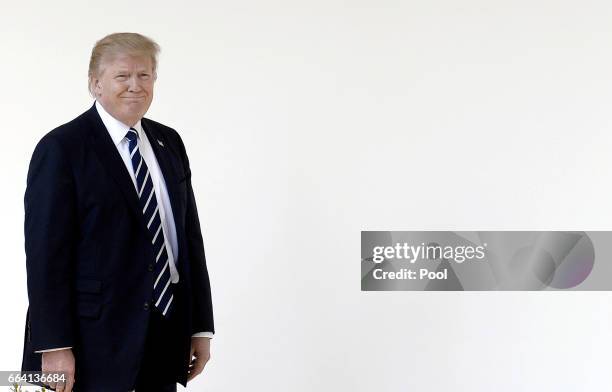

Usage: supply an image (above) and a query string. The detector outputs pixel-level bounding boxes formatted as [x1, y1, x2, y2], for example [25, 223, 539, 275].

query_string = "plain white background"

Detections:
[2, 0, 612, 390]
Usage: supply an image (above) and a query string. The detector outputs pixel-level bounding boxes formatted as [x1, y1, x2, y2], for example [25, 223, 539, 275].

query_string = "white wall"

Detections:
[2, 0, 612, 390]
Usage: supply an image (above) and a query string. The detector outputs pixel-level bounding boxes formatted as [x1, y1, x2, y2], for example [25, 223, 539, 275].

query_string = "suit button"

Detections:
[144, 302, 150, 311]
[148, 263, 154, 272]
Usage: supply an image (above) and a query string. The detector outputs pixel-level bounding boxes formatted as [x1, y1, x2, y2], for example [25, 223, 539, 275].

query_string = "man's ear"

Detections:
[93, 77, 102, 96]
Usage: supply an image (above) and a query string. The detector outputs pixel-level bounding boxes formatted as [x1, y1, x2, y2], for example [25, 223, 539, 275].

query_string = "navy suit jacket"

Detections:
[21, 102, 214, 391]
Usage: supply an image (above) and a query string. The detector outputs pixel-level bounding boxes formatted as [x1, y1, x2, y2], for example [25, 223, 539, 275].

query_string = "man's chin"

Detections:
[121, 106, 147, 117]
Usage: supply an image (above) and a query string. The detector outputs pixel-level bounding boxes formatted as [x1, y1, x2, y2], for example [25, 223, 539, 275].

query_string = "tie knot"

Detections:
[125, 127, 139, 142]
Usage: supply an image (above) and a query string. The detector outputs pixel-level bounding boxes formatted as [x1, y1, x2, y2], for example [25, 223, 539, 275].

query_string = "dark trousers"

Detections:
[133, 298, 182, 392]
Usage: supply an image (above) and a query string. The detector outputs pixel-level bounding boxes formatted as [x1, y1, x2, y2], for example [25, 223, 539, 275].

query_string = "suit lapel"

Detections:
[84, 103, 184, 242]
[85, 103, 150, 232]
[141, 119, 183, 235]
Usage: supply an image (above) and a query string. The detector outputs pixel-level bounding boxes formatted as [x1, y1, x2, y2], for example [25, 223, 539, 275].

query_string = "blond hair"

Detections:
[88, 32, 160, 97]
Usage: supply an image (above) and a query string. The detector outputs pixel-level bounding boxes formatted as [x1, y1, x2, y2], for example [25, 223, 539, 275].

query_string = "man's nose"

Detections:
[127, 76, 142, 92]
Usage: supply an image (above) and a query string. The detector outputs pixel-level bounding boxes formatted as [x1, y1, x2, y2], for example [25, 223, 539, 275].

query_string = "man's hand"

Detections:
[187, 337, 211, 382]
[41, 348, 75, 392]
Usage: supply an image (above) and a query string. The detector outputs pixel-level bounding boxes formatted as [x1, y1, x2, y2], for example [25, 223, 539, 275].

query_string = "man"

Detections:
[20, 32, 214, 392]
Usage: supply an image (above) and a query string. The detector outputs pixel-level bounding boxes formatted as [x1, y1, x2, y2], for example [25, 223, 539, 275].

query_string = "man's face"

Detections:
[93, 53, 155, 126]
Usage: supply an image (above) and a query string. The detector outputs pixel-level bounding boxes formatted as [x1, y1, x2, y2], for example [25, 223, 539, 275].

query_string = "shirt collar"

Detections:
[95, 100, 143, 146]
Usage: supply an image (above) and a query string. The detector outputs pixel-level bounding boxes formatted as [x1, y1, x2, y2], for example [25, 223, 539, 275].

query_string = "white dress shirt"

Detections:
[35, 102, 212, 353]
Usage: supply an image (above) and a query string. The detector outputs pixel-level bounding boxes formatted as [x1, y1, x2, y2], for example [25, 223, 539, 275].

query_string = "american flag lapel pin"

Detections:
[157, 139, 164, 147]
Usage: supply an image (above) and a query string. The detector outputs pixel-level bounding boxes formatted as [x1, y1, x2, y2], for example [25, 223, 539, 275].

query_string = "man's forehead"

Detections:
[102, 53, 152, 69]
[110, 65, 152, 72]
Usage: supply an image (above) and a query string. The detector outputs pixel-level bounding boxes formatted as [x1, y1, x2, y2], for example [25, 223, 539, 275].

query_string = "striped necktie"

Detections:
[125, 127, 174, 317]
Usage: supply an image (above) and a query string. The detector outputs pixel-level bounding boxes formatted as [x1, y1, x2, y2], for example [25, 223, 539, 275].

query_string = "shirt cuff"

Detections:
[192, 332, 214, 339]
[35, 346, 72, 353]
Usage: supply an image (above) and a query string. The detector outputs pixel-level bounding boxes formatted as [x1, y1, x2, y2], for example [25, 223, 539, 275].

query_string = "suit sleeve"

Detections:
[24, 134, 77, 352]
[176, 133, 215, 335]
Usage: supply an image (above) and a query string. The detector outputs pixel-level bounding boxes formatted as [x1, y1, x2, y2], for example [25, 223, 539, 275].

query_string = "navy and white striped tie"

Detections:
[125, 127, 174, 317]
